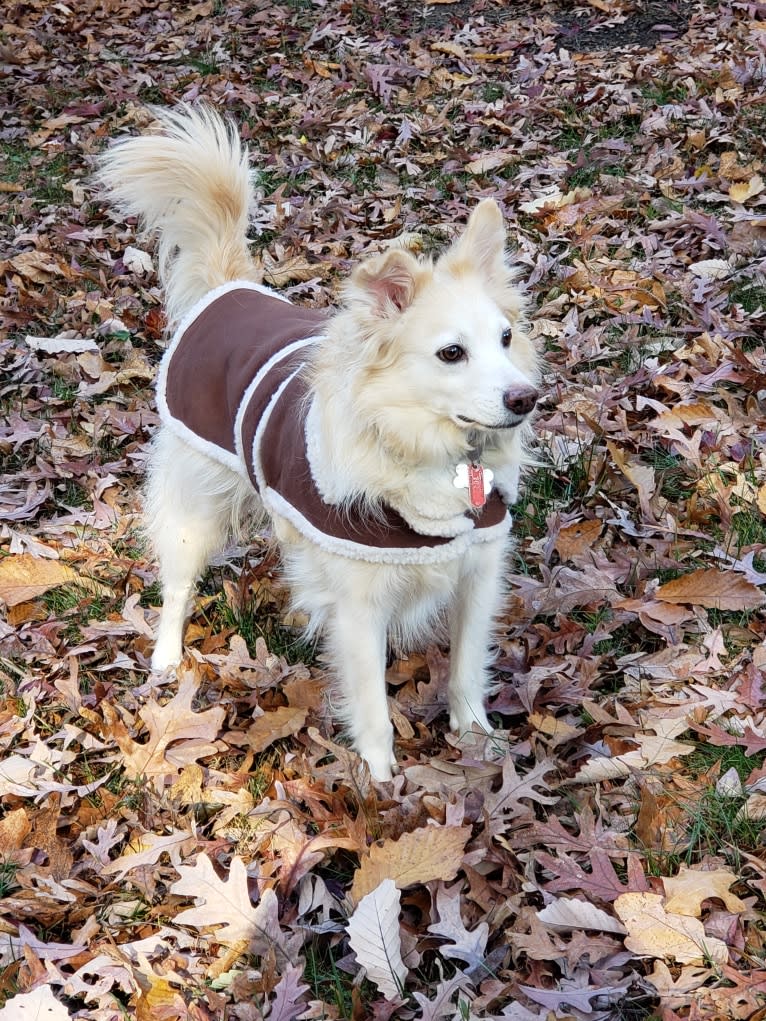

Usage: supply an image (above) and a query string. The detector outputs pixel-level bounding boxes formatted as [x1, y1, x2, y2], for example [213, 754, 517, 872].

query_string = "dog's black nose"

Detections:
[503, 386, 539, 416]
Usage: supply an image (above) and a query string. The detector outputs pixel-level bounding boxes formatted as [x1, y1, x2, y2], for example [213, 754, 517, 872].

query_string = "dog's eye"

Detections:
[501, 327, 513, 348]
[437, 344, 467, 364]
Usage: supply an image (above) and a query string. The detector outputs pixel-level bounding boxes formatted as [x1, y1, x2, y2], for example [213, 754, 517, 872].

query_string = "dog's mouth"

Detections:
[456, 414, 524, 430]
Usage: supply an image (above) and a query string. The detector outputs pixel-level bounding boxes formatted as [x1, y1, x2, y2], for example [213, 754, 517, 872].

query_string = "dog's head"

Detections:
[328, 200, 540, 462]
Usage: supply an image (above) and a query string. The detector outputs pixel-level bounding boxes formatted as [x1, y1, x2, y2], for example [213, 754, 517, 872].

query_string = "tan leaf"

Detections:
[2, 249, 72, 282]
[465, 151, 515, 175]
[431, 41, 468, 59]
[572, 733, 694, 783]
[662, 867, 747, 917]
[350, 825, 471, 904]
[614, 892, 728, 965]
[104, 667, 225, 779]
[246, 705, 307, 754]
[655, 569, 765, 610]
[689, 259, 731, 279]
[537, 897, 626, 934]
[735, 792, 766, 825]
[608, 442, 656, 504]
[757, 484, 766, 516]
[719, 151, 762, 181]
[729, 174, 764, 203]
[554, 519, 602, 561]
[0, 554, 80, 607]
[0, 986, 72, 1020]
[0, 808, 30, 854]
[260, 251, 331, 287]
[135, 974, 186, 1021]
[171, 853, 280, 947]
[528, 713, 582, 747]
[646, 960, 713, 998]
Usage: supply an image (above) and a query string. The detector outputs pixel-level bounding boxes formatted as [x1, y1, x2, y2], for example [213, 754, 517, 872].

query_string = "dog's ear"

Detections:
[350, 248, 424, 316]
[442, 199, 507, 279]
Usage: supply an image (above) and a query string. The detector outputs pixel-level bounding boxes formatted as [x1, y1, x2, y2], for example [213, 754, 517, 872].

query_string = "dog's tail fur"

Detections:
[96, 105, 256, 325]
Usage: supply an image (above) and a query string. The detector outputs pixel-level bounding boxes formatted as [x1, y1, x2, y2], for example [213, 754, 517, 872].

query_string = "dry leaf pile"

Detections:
[1, 0, 766, 1018]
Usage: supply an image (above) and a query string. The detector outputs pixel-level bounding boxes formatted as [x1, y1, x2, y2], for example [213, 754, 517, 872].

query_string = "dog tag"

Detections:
[453, 462, 494, 509]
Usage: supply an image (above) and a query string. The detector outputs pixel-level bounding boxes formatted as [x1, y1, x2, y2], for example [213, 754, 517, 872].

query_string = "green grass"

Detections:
[644, 445, 695, 501]
[304, 937, 380, 1017]
[203, 592, 318, 666]
[43, 583, 110, 624]
[640, 82, 689, 105]
[729, 279, 766, 315]
[637, 743, 766, 873]
[515, 439, 602, 546]
[1, 141, 32, 184]
[0, 861, 19, 898]
[50, 376, 78, 402]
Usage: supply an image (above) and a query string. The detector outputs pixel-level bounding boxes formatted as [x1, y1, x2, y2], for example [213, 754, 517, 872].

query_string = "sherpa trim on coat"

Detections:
[158, 281, 512, 564]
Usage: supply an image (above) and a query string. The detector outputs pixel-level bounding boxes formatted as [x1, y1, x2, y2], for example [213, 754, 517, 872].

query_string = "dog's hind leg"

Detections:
[146, 431, 245, 671]
[447, 538, 508, 735]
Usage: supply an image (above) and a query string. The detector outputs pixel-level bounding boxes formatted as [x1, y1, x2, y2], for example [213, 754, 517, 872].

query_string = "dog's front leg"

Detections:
[448, 538, 508, 735]
[327, 600, 395, 781]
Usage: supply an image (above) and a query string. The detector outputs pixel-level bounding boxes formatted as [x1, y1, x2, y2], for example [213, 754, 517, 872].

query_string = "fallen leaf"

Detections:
[614, 892, 728, 965]
[656, 569, 765, 610]
[0, 554, 80, 606]
[729, 174, 765, 202]
[171, 853, 283, 950]
[347, 878, 408, 1001]
[350, 825, 470, 903]
[536, 897, 626, 934]
[0, 985, 72, 1019]
[662, 867, 747, 916]
[246, 705, 307, 754]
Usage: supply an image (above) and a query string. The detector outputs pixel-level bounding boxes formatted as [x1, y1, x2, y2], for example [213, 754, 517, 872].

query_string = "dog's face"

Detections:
[342, 201, 540, 460]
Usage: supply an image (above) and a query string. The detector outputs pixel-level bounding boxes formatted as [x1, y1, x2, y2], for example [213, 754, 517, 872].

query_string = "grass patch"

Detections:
[1, 141, 32, 184]
[0, 861, 19, 898]
[729, 279, 766, 315]
[43, 583, 111, 623]
[203, 592, 318, 666]
[515, 439, 603, 545]
[644, 446, 695, 501]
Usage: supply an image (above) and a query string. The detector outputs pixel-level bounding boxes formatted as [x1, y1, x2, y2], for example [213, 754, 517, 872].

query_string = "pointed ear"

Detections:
[442, 199, 507, 278]
[350, 248, 424, 316]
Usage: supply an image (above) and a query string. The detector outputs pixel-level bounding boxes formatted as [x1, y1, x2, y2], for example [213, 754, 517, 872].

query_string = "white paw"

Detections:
[449, 706, 491, 735]
[151, 642, 182, 673]
[358, 742, 397, 782]
[493, 464, 521, 506]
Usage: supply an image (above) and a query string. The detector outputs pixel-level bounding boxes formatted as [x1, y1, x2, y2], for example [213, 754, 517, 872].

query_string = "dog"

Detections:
[97, 106, 540, 781]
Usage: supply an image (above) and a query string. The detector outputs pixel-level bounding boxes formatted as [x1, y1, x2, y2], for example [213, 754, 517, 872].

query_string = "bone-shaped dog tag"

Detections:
[453, 462, 494, 508]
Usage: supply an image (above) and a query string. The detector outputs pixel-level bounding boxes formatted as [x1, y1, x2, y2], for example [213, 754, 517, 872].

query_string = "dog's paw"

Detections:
[449, 705, 492, 735]
[490, 463, 521, 506]
[151, 643, 182, 673]
[358, 743, 398, 782]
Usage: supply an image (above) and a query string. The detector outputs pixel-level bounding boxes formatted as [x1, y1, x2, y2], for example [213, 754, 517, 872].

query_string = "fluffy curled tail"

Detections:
[96, 105, 256, 325]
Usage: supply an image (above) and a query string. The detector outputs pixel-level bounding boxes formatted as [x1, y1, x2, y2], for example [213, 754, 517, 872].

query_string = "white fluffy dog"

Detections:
[97, 107, 540, 780]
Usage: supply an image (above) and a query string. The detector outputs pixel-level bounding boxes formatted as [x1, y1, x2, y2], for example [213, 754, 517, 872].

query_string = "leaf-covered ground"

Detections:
[2, 0, 766, 1018]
